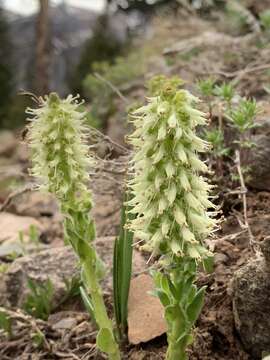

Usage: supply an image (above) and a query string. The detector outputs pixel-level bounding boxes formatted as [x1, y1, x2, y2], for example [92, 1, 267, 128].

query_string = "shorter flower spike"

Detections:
[128, 76, 217, 260]
[26, 93, 94, 210]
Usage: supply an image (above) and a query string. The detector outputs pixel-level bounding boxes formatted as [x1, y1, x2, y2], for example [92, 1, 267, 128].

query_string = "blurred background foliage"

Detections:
[0, 0, 269, 130]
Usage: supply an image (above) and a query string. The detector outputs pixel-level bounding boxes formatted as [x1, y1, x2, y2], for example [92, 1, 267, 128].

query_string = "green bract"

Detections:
[128, 77, 216, 260]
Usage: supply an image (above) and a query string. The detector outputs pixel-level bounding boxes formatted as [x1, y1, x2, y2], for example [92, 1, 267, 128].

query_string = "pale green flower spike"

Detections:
[128, 76, 216, 260]
[128, 76, 217, 360]
[27, 93, 93, 210]
[27, 93, 121, 360]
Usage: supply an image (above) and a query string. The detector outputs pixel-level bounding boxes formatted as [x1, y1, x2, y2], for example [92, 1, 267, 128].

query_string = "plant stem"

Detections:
[83, 257, 121, 360]
[166, 343, 187, 360]
[166, 315, 187, 360]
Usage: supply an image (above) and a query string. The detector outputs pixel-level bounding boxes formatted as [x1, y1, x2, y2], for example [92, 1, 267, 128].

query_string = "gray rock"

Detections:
[0, 131, 17, 157]
[232, 238, 270, 358]
[244, 115, 270, 191]
[0, 236, 146, 310]
[13, 191, 59, 218]
[0, 246, 79, 308]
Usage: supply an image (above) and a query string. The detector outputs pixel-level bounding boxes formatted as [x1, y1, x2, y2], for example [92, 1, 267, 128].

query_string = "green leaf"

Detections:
[95, 255, 106, 280]
[76, 238, 94, 262]
[79, 286, 96, 323]
[177, 333, 193, 348]
[0, 310, 12, 337]
[203, 255, 214, 274]
[165, 304, 186, 325]
[32, 330, 45, 348]
[186, 286, 206, 324]
[23, 278, 54, 320]
[96, 327, 116, 354]
[155, 289, 171, 307]
[113, 192, 135, 338]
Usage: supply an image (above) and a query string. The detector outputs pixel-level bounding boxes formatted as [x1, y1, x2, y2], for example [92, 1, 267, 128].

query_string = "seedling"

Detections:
[204, 128, 230, 158]
[23, 278, 54, 320]
[214, 83, 235, 105]
[0, 309, 12, 337]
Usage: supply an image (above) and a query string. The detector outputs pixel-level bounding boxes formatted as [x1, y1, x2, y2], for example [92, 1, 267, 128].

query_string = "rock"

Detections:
[128, 274, 167, 344]
[0, 246, 79, 308]
[13, 191, 59, 218]
[232, 238, 270, 358]
[0, 242, 30, 258]
[0, 237, 146, 309]
[0, 131, 17, 157]
[245, 108, 270, 190]
[0, 212, 43, 244]
[52, 317, 77, 330]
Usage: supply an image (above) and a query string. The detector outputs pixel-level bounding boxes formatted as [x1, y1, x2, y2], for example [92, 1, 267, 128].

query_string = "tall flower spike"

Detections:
[128, 76, 217, 260]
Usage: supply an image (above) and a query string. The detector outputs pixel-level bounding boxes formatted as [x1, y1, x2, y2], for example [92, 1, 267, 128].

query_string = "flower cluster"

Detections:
[128, 77, 217, 260]
[26, 93, 94, 210]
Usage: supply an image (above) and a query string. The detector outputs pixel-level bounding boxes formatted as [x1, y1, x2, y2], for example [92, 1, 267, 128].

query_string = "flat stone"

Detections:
[128, 274, 167, 344]
[0, 246, 79, 308]
[52, 317, 77, 330]
[0, 212, 43, 244]
[13, 191, 59, 218]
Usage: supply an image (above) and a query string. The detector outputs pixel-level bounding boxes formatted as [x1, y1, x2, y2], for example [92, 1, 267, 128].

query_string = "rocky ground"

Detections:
[1, 3, 270, 359]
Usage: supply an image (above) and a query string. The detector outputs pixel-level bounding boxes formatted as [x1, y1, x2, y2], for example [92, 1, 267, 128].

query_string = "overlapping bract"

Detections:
[26, 93, 94, 210]
[128, 79, 216, 259]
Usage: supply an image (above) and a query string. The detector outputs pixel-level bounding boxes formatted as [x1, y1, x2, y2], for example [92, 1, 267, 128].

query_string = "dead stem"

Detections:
[235, 150, 258, 252]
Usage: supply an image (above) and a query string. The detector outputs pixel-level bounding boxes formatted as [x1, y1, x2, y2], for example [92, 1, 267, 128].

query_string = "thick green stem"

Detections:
[166, 344, 187, 360]
[166, 318, 187, 360]
[83, 259, 121, 360]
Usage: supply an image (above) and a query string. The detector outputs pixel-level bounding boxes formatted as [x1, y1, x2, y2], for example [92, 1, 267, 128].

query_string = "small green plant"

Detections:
[63, 275, 81, 300]
[26, 93, 120, 359]
[0, 263, 9, 273]
[113, 193, 135, 340]
[214, 83, 235, 105]
[260, 10, 270, 31]
[128, 76, 216, 359]
[18, 224, 41, 256]
[32, 329, 45, 348]
[197, 78, 216, 98]
[196, 78, 216, 114]
[197, 79, 258, 181]
[0, 309, 12, 337]
[227, 99, 258, 135]
[23, 278, 54, 320]
[204, 128, 230, 158]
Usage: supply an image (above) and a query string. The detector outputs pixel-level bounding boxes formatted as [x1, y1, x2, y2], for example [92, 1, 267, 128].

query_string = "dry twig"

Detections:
[235, 150, 257, 252]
